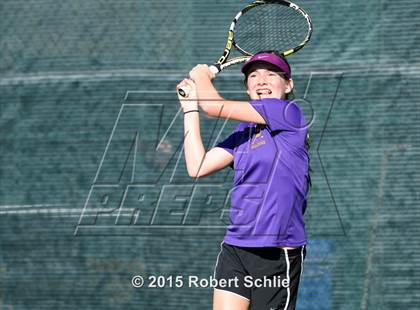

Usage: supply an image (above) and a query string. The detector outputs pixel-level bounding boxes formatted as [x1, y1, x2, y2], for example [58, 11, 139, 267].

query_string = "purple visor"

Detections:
[241, 53, 291, 78]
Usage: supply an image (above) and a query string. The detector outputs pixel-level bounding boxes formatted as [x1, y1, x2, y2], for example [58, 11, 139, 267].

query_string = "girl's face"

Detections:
[245, 62, 293, 100]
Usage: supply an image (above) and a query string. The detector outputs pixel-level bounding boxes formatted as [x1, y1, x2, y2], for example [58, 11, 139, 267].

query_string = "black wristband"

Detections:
[183, 109, 199, 115]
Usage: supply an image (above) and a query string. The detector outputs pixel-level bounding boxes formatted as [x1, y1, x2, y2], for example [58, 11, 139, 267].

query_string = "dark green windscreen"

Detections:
[1, 0, 419, 309]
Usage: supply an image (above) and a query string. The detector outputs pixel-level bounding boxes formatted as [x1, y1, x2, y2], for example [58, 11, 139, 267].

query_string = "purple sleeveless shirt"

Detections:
[216, 98, 310, 247]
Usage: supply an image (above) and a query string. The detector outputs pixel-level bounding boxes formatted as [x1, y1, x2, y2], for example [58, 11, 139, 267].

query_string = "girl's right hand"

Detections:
[176, 78, 199, 112]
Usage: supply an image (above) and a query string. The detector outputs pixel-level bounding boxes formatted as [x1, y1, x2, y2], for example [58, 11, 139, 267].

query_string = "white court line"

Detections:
[0, 69, 185, 85]
[0, 208, 137, 216]
[0, 203, 139, 216]
[0, 203, 69, 209]
[1, 65, 420, 85]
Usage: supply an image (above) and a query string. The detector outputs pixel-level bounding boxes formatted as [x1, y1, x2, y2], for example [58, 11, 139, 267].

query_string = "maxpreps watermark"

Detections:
[74, 88, 347, 238]
[132, 275, 289, 289]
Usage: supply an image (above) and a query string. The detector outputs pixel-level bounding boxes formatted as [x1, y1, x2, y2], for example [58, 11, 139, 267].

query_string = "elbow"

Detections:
[187, 169, 196, 178]
[187, 167, 206, 179]
[187, 170, 204, 179]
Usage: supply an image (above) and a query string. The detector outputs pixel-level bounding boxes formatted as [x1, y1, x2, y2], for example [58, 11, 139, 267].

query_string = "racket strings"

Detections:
[234, 4, 309, 54]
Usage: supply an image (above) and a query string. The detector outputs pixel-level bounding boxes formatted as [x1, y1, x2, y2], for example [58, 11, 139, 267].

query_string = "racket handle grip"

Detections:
[178, 64, 221, 97]
[178, 86, 190, 98]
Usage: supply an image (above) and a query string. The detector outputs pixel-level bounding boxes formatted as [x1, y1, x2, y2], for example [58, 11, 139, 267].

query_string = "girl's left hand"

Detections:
[189, 64, 215, 82]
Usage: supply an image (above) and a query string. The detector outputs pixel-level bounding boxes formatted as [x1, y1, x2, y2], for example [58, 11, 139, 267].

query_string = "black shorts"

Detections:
[214, 242, 306, 310]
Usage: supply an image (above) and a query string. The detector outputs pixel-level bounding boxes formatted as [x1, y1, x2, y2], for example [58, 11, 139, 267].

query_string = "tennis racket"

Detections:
[178, 0, 312, 97]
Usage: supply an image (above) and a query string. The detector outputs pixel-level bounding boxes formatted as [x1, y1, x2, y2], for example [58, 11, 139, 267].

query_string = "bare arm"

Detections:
[176, 79, 233, 178]
[188, 64, 266, 123]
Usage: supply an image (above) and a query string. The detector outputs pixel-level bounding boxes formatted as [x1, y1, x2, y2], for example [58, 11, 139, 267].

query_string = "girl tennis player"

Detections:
[176, 51, 310, 310]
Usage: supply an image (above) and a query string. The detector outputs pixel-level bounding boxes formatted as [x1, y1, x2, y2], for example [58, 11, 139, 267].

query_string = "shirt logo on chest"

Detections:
[251, 125, 266, 149]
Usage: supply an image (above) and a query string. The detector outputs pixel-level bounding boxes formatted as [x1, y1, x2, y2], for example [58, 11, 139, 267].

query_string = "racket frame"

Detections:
[218, 0, 312, 70]
[178, 0, 312, 97]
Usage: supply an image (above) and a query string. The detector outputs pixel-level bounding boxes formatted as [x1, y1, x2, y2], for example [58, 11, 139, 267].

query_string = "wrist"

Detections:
[183, 109, 199, 115]
[182, 104, 198, 113]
